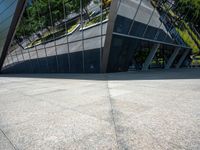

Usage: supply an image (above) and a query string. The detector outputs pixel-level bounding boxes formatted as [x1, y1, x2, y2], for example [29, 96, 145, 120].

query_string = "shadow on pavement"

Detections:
[0, 68, 200, 81]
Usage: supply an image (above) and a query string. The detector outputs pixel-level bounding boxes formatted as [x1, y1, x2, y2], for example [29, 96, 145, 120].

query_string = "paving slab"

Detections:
[0, 68, 200, 150]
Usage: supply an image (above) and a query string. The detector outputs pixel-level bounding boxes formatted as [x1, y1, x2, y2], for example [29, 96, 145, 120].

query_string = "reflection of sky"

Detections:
[27, 0, 32, 6]
[0, 0, 19, 60]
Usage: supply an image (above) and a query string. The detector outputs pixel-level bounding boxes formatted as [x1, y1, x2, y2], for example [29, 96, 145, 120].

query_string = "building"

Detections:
[0, 0, 192, 74]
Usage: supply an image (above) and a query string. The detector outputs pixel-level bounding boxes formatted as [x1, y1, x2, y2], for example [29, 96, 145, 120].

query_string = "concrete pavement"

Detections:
[0, 68, 200, 150]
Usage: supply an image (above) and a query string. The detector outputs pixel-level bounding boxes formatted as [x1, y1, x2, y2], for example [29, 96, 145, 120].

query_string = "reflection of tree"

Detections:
[69, 0, 92, 21]
[94, 0, 111, 8]
[134, 49, 150, 69]
[102, 0, 112, 8]
[16, 0, 93, 38]
[174, 0, 200, 26]
[136, 49, 150, 62]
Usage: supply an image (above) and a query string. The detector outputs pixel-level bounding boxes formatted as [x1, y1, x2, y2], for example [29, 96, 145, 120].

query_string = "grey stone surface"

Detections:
[0, 129, 15, 150]
[0, 68, 200, 150]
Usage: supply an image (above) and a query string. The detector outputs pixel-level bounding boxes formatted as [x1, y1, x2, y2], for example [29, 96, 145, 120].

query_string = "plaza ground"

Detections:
[0, 68, 200, 150]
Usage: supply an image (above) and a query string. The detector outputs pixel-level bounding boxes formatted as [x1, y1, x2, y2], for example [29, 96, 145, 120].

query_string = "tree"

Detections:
[102, 0, 111, 8]
[16, 0, 93, 38]
[67, 0, 92, 20]
[174, 0, 200, 25]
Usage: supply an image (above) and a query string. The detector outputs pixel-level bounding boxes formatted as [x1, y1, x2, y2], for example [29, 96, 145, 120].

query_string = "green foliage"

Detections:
[161, 0, 200, 54]
[176, 28, 199, 54]
[67, 23, 79, 33]
[26, 21, 79, 48]
[183, 22, 200, 47]
[84, 11, 108, 27]
[174, 0, 200, 25]
[16, 0, 92, 38]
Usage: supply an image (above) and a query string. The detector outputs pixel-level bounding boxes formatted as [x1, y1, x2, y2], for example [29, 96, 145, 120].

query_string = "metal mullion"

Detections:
[21, 20, 34, 73]
[80, 0, 85, 72]
[34, 45, 40, 68]
[36, 0, 49, 72]
[16, 48, 23, 62]
[10, 52, 14, 66]
[171, 8, 191, 45]
[43, 43, 50, 72]
[5, 56, 10, 68]
[26, 48, 33, 73]
[116, 0, 122, 16]
[14, 49, 19, 63]
[2, 54, 9, 69]
[48, 0, 59, 72]
[141, 0, 161, 69]
[153, 1, 179, 40]
[5, 56, 9, 67]
[63, 0, 71, 72]
[27, 10, 40, 69]
[161, 2, 186, 41]
[142, 0, 160, 38]
[19, 47, 25, 62]
[27, 48, 33, 71]
[87, 2, 101, 11]
[6, 53, 15, 69]
[175, 10, 197, 47]
[128, 0, 143, 35]
[113, 32, 190, 49]
[100, 0, 103, 72]
[46, 34, 106, 47]
[183, 16, 199, 51]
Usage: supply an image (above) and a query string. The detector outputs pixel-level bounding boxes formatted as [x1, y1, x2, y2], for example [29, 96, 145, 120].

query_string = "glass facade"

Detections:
[0, 0, 193, 73]
[0, 0, 18, 62]
[105, 0, 191, 72]
[2, 0, 111, 73]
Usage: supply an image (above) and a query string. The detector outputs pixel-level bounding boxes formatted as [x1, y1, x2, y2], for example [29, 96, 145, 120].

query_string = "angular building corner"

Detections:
[0, 0, 194, 74]
[0, 0, 27, 73]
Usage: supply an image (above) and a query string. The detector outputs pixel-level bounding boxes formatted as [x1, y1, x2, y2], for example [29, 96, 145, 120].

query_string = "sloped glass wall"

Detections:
[106, 0, 193, 72]
[2, 0, 112, 73]
[0, 0, 18, 64]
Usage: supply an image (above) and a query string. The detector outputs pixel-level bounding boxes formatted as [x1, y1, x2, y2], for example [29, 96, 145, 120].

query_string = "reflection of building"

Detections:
[0, 0, 191, 74]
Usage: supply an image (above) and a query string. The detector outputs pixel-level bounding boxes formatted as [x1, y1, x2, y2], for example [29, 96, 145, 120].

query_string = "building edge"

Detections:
[0, 0, 27, 73]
